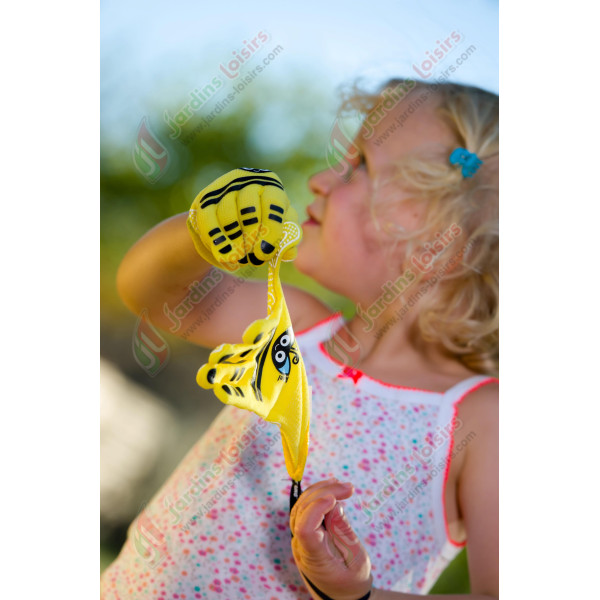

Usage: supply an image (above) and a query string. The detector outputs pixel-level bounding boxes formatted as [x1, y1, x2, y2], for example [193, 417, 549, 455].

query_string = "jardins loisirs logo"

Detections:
[412, 30, 464, 80]
[132, 117, 170, 184]
[132, 309, 170, 377]
[133, 32, 280, 182]
[360, 80, 416, 139]
[132, 507, 167, 569]
[360, 416, 468, 525]
[357, 223, 463, 331]
[163, 31, 270, 139]
[163, 268, 224, 332]
[164, 419, 273, 527]
[325, 80, 415, 180]
[218, 31, 270, 79]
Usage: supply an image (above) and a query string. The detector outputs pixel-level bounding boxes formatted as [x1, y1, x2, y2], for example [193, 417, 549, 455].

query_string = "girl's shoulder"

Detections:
[450, 377, 498, 475]
[454, 377, 499, 426]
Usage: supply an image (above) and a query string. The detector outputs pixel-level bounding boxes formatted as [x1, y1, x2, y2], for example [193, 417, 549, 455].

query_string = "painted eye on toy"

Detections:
[272, 329, 295, 376]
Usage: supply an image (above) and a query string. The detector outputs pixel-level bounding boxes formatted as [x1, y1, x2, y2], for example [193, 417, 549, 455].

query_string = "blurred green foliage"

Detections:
[429, 548, 470, 594]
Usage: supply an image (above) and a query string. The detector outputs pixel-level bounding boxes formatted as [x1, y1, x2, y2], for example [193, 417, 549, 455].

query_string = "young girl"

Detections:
[102, 79, 498, 599]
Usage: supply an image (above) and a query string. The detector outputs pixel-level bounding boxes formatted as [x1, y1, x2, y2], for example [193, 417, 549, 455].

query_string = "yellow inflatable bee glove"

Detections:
[188, 169, 310, 484]
[187, 168, 297, 271]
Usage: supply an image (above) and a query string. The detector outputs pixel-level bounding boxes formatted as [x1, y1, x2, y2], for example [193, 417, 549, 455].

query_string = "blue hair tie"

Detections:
[449, 147, 483, 178]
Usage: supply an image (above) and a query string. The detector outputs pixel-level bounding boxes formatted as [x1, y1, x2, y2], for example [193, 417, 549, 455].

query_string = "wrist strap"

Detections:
[290, 479, 303, 513]
[303, 571, 371, 600]
[289, 480, 372, 600]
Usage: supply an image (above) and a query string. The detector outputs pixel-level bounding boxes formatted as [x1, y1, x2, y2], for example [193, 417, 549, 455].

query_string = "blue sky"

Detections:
[101, 0, 498, 147]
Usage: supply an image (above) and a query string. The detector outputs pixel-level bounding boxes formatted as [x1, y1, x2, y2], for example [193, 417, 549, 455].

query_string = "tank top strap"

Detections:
[437, 374, 498, 430]
[444, 374, 498, 404]
[295, 312, 344, 347]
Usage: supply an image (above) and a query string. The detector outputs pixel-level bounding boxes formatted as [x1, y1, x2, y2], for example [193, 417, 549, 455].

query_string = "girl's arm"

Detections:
[452, 382, 499, 597]
[117, 213, 331, 347]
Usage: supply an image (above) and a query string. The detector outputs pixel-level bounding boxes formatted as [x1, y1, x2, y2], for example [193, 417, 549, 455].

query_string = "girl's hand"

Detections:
[290, 478, 373, 600]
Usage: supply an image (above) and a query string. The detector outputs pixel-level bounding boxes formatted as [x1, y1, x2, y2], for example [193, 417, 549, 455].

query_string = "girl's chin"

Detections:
[293, 251, 310, 275]
[294, 247, 321, 279]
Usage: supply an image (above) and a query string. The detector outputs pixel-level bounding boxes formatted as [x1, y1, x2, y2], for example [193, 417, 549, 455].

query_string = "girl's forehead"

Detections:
[359, 94, 455, 164]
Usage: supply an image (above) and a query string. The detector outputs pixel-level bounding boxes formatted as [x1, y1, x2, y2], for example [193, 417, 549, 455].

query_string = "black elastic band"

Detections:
[302, 572, 371, 600]
[289, 479, 302, 514]
[289, 479, 372, 600]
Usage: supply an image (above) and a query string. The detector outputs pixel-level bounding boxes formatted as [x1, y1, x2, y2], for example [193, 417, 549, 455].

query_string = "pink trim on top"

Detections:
[317, 341, 441, 394]
[442, 377, 499, 547]
[295, 312, 342, 337]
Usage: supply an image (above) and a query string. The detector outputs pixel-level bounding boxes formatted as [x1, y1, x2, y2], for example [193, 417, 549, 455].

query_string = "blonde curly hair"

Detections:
[343, 80, 499, 376]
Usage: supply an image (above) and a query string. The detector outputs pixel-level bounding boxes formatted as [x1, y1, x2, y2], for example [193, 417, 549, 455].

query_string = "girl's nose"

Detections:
[308, 167, 337, 197]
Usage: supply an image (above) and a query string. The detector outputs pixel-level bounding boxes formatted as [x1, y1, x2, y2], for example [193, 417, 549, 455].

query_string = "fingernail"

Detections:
[341, 481, 353, 489]
[335, 504, 344, 518]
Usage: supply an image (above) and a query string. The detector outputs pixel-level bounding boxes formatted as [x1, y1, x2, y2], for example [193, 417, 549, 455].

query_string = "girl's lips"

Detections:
[302, 216, 319, 226]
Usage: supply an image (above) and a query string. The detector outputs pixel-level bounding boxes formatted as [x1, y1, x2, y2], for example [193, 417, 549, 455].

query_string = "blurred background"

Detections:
[100, 0, 498, 592]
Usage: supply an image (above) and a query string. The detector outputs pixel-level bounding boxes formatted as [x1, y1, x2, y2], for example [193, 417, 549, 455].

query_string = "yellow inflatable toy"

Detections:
[187, 168, 311, 497]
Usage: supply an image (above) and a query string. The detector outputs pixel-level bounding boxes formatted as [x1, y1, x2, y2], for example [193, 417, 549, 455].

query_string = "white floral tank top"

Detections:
[101, 314, 497, 598]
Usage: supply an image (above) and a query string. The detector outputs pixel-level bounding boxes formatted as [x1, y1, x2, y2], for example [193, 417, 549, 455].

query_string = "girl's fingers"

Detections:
[323, 503, 363, 568]
[290, 479, 354, 533]
[292, 495, 337, 555]
[300, 479, 355, 506]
